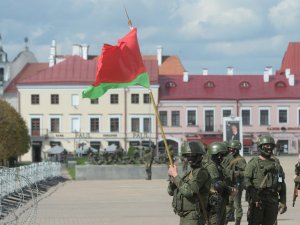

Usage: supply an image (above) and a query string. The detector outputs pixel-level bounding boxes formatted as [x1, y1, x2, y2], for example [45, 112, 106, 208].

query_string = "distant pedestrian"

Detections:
[143, 147, 154, 180]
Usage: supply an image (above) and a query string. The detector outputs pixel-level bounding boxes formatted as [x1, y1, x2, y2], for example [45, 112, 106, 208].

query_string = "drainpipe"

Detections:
[236, 100, 240, 117]
[124, 88, 127, 151]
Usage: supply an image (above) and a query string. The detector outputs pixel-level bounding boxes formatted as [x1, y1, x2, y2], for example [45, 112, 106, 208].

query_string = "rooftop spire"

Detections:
[24, 36, 28, 50]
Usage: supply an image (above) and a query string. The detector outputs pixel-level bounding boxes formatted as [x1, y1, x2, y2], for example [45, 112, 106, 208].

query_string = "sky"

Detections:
[1, 0, 300, 75]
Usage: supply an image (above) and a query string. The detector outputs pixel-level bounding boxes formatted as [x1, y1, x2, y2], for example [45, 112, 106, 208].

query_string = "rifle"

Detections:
[293, 183, 298, 207]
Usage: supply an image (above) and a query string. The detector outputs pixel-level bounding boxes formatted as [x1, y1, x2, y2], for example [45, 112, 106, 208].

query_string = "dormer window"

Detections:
[275, 81, 286, 87]
[165, 81, 177, 88]
[240, 81, 250, 88]
[204, 81, 215, 88]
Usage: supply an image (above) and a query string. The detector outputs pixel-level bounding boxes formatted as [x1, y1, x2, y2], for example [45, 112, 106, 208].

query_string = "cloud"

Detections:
[173, 0, 262, 40]
[269, 0, 300, 32]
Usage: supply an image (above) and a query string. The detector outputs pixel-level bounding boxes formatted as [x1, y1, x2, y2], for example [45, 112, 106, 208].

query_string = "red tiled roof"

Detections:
[9, 56, 158, 91]
[277, 42, 300, 76]
[143, 55, 184, 75]
[5, 63, 48, 92]
[159, 74, 299, 101]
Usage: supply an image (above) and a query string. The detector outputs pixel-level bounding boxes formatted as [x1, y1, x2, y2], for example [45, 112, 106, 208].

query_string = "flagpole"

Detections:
[123, 8, 173, 166]
[149, 90, 173, 166]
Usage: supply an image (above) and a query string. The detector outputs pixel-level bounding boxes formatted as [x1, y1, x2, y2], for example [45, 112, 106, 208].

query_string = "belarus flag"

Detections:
[82, 28, 150, 99]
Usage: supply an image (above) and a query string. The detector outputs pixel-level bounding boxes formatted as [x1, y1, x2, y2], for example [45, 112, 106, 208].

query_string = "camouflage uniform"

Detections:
[168, 141, 210, 225]
[244, 135, 287, 225]
[224, 140, 246, 225]
[143, 147, 154, 180]
[205, 142, 234, 225]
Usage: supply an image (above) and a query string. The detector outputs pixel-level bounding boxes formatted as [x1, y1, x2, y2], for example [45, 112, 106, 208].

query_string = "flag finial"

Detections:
[124, 6, 133, 29]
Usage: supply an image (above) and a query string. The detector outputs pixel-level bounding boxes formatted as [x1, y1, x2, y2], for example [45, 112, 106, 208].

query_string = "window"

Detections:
[91, 99, 99, 104]
[110, 94, 119, 104]
[204, 81, 215, 88]
[171, 111, 180, 126]
[72, 94, 79, 106]
[143, 118, 151, 132]
[143, 94, 150, 104]
[31, 118, 40, 136]
[51, 94, 59, 104]
[260, 109, 269, 125]
[0, 68, 4, 82]
[131, 94, 139, 104]
[131, 118, 140, 132]
[159, 111, 167, 126]
[241, 109, 250, 125]
[222, 109, 231, 118]
[31, 94, 39, 104]
[278, 109, 288, 123]
[90, 118, 99, 132]
[187, 110, 196, 126]
[71, 116, 80, 132]
[205, 110, 214, 132]
[240, 81, 250, 88]
[50, 118, 60, 132]
[110, 118, 119, 132]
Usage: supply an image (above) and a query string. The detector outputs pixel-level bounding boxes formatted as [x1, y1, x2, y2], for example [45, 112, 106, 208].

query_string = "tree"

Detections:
[0, 99, 30, 165]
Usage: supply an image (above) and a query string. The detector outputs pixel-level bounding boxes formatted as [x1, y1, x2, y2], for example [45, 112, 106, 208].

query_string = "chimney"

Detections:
[265, 66, 273, 75]
[263, 69, 269, 82]
[82, 44, 89, 60]
[202, 68, 208, 75]
[285, 68, 290, 79]
[288, 74, 295, 86]
[49, 40, 56, 67]
[72, 44, 82, 56]
[183, 71, 189, 82]
[157, 45, 163, 66]
[227, 66, 234, 75]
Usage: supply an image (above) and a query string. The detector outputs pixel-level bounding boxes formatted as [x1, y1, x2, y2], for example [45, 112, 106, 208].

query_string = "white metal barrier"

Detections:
[0, 162, 62, 224]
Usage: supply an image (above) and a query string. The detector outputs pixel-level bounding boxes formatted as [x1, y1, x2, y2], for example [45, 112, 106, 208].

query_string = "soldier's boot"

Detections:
[235, 218, 241, 225]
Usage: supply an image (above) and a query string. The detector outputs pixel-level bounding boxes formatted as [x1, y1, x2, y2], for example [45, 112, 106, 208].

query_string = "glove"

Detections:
[278, 202, 287, 214]
[213, 181, 224, 194]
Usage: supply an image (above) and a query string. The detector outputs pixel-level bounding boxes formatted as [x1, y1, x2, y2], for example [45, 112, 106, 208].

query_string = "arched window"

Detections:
[240, 81, 250, 88]
[204, 81, 215, 88]
[275, 81, 286, 87]
[165, 81, 177, 88]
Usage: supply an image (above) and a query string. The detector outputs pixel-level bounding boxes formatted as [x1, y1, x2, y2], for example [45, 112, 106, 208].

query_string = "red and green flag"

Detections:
[82, 28, 150, 99]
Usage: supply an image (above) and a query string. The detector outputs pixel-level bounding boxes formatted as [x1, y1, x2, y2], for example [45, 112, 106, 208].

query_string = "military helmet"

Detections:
[257, 135, 275, 157]
[228, 140, 242, 150]
[181, 141, 206, 156]
[208, 142, 228, 155]
[257, 135, 275, 147]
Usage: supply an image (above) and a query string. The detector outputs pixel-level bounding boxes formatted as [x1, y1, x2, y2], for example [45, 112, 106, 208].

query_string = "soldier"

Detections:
[244, 135, 287, 225]
[205, 142, 236, 225]
[293, 154, 300, 184]
[293, 154, 300, 207]
[143, 147, 154, 180]
[168, 141, 210, 225]
[224, 140, 246, 225]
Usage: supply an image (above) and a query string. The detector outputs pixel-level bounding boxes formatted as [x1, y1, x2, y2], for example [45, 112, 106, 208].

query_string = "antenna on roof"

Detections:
[24, 37, 28, 50]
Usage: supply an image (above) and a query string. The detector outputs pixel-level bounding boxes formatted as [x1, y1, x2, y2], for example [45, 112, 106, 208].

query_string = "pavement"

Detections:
[6, 155, 300, 225]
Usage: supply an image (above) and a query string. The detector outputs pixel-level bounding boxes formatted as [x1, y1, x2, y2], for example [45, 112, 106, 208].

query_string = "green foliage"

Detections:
[0, 99, 30, 161]
[67, 167, 75, 180]
[76, 157, 88, 165]
[127, 146, 136, 157]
